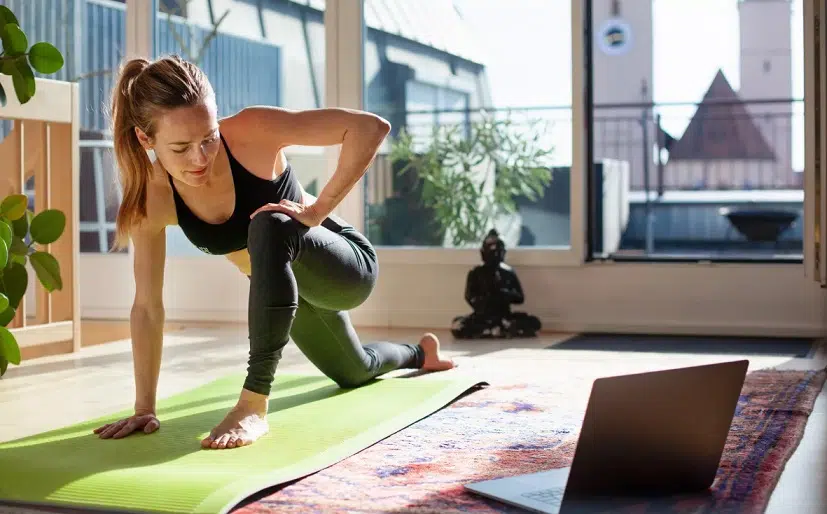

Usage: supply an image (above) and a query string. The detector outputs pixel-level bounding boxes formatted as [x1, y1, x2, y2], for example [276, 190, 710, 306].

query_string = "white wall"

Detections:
[364, 261, 826, 337]
[79, 250, 827, 338]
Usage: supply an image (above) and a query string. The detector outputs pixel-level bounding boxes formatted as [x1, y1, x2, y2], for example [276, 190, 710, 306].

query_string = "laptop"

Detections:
[464, 359, 749, 513]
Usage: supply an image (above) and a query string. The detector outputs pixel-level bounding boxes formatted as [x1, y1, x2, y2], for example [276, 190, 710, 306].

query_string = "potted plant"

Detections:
[0, 5, 68, 376]
[387, 111, 555, 247]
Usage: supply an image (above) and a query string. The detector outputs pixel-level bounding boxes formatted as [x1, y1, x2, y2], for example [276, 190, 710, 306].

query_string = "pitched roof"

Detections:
[289, 0, 485, 65]
[668, 70, 776, 161]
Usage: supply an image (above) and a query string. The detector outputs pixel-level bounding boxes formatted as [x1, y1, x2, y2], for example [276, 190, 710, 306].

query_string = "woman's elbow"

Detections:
[376, 115, 391, 135]
[359, 113, 391, 139]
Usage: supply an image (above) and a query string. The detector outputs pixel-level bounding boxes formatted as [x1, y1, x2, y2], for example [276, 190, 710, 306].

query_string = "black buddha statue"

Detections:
[451, 229, 542, 339]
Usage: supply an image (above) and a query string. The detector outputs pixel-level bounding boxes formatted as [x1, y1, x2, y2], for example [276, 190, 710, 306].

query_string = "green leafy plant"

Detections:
[0, 195, 66, 376]
[389, 112, 555, 247]
[0, 5, 65, 106]
[0, 5, 67, 376]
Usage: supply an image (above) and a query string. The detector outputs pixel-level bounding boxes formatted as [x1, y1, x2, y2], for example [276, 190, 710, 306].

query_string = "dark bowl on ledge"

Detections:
[721, 208, 798, 243]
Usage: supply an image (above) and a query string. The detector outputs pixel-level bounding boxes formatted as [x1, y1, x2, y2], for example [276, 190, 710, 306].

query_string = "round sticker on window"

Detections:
[598, 18, 633, 56]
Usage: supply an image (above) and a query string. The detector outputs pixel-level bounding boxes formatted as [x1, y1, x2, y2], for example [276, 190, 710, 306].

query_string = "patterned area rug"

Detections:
[234, 367, 827, 514]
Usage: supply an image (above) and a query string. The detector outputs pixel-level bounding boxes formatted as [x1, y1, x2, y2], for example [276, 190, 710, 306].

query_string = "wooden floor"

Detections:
[1, 320, 825, 514]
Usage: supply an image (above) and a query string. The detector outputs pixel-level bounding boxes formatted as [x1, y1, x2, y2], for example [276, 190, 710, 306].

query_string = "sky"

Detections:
[451, 0, 805, 170]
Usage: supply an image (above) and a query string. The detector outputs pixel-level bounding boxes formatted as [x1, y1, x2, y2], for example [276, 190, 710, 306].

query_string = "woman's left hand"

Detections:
[250, 200, 326, 227]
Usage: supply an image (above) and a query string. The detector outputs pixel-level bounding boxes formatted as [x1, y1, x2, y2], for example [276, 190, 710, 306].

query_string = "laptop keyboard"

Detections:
[522, 487, 565, 505]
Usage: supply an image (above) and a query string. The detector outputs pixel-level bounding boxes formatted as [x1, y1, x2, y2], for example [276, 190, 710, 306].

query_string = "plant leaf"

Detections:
[0, 292, 8, 313]
[9, 237, 27, 256]
[12, 209, 31, 238]
[2, 262, 27, 308]
[0, 326, 21, 365]
[0, 81, 5, 107]
[0, 306, 15, 326]
[0, 220, 11, 249]
[28, 42, 64, 74]
[30, 251, 62, 291]
[0, 194, 27, 221]
[30, 209, 65, 245]
[0, 238, 7, 269]
[0, 355, 8, 376]
[1, 23, 27, 56]
[11, 58, 35, 104]
[0, 59, 15, 76]
[0, 6, 19, 27]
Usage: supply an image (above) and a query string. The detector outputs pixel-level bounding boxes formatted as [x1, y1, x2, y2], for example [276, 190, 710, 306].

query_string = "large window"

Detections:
[361, 0, 576, 254]
[589, 0, 805, 261]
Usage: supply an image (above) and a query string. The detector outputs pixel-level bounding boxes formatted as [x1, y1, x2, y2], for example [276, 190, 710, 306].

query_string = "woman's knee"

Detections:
[325, 349, 379, 389]
[330, 370, 374, 389]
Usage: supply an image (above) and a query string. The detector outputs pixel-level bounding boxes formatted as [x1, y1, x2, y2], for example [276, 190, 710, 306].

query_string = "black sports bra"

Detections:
[169, 135, 304, 255]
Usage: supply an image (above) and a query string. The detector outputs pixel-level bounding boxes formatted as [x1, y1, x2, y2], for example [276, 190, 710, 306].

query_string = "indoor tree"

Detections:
[388, 111, 555, 247]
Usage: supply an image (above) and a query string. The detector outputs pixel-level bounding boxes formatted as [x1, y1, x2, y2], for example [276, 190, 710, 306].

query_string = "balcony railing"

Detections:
[375, 98, 803, 194]
[363, 99, 804, 253]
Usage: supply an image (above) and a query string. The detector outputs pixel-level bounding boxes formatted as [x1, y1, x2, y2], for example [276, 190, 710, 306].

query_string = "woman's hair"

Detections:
[110, 55, 213, 249]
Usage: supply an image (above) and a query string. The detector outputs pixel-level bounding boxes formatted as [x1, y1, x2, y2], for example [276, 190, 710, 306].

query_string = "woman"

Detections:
[92, 55, 454, 450]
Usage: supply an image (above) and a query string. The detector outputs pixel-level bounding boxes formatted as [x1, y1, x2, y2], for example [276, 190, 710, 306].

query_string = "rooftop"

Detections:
[667, 70, 776, 162]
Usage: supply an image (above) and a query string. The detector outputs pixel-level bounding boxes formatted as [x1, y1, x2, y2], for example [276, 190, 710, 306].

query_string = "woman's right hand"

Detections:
[93, 412, 160, 439]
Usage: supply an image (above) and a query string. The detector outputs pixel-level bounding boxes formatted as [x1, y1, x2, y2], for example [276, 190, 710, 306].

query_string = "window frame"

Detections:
[336, 0, 588, 268]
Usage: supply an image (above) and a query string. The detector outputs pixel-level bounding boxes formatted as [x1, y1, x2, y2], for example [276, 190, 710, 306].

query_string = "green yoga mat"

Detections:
[0, 373, 484, 514]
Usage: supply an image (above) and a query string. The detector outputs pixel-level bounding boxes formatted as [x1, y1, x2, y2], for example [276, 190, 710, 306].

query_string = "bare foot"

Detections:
[419, 332, 456, 372]
[201, 390, 269, 449]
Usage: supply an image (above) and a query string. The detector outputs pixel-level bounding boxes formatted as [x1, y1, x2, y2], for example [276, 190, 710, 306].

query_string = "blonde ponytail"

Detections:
[111, 58, 152, 250]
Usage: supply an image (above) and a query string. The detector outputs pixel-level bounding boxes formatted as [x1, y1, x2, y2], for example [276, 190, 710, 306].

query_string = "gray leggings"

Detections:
[243, 211, 424, 396]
